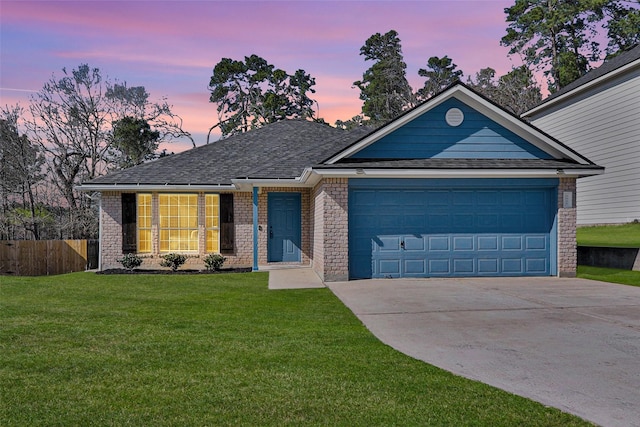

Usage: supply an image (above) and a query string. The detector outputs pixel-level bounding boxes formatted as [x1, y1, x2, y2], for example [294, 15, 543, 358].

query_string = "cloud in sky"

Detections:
[1, 0, 520, 147]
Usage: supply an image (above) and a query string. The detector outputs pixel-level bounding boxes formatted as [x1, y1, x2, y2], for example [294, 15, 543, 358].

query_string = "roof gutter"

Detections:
[77, 166, 604, 193]
[313, 167, 604, 179]
[76, 183, 236, 192]
[231, 174, 310, 191]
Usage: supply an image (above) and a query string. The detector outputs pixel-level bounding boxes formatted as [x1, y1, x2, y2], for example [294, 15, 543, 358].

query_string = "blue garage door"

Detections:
[349, 179, 557, 279]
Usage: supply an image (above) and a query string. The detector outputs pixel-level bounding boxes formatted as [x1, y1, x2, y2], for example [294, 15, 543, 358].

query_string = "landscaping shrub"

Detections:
[204, 254, 226, 271]
[117, 253, 143, 271]
[160, 253, 187, 272]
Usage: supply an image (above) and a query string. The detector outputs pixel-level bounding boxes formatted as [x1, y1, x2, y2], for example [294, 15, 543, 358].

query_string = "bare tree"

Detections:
[24, 64, 192, 238]
[467, 66, 542, 116]
[0, 105, 45, 239]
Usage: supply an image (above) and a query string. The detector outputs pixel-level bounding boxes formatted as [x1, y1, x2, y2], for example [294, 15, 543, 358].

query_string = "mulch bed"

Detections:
[97, 267, 253, 275]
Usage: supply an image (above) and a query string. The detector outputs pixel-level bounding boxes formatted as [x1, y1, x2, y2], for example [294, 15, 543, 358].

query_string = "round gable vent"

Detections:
[445, 108, 464, 127]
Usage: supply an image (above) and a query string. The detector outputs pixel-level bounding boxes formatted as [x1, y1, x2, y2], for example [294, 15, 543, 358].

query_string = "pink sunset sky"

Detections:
[3, 0, 543, 152]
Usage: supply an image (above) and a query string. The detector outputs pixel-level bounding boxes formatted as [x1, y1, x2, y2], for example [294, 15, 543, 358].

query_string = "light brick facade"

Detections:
[98, 177, 578, 279]
[558, 177, 578, 277]
[100, 192, 124, 270]
[99, 191, 254, 270]
[311, 178, 349, 282]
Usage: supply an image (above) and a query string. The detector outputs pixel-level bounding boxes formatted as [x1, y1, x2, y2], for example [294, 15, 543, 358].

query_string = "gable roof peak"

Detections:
[322, 81, 595, 166]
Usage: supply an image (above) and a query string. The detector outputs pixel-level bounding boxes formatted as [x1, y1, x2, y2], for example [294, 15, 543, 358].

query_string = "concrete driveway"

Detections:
[327, 277, 640, 427]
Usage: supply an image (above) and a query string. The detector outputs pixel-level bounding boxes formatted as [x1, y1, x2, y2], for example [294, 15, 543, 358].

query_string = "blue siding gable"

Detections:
[349, 98, 553, 160]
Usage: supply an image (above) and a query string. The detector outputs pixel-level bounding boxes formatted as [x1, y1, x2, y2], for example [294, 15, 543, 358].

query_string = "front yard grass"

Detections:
[1, 272, 589, 426]
[577, 222, 640, 247]
[578, 265, 640, 287]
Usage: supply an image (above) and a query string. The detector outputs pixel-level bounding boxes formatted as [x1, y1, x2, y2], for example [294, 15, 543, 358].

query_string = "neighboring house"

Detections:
[79, 83, 602, 280]
[523, 45, 640, 225]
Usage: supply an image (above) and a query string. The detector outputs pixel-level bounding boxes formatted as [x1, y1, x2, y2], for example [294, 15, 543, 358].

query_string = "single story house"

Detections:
[523, 44, 640, 225]
[79, 83, 603, 280]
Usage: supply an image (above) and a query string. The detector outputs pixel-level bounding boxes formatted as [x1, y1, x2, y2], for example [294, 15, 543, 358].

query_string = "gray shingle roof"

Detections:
[86, 120, 364, 185]
[534, 44, 640, 108]
[84, 79, 605, 188]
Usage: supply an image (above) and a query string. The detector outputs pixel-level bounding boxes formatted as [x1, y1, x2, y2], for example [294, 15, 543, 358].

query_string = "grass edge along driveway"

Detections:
[1, 272, 590, 426]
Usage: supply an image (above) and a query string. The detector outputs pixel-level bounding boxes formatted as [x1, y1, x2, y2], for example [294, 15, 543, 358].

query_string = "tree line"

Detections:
[1, 65, 191, 240]
[210, 0, 638, 134]
[1, 0, 637, 240]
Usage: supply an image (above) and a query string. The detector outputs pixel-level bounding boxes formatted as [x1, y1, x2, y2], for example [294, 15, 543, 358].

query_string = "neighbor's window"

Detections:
[137, 193, 152, 253]
[159, 194, 198, 252]
[206, 194, 220, 253]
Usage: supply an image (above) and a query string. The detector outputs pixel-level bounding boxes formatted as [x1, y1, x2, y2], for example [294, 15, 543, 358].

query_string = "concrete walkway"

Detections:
[328, 277, 640, 427]
[266, 266, 325, 289]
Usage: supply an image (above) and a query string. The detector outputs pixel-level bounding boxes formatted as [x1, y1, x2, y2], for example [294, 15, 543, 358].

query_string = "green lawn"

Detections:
[0, 273, 589, 426]
[577, 222, 640, 247]
[578, 265, 640, 287]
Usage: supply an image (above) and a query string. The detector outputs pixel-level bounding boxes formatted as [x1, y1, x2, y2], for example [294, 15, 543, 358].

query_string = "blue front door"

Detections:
[268, 193, 302, 262]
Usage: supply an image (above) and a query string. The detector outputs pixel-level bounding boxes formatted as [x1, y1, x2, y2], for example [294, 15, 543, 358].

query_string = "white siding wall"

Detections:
[531, 68, 640, 225]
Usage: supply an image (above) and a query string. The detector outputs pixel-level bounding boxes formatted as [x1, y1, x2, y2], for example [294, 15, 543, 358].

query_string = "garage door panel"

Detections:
[478, 214, 499, 227]
[453, 191, 474, 205]
[526, 190, 547, 205]
[376, 236, 401, 251]
[405, 214, 426, 228]
[502, 235, 523, 250]
[478, 258, 499, 274]
[453, 258, 475, 274]
[453, 214, 475, 229]
[428, 191, 450, 206]
[379, 218, 398, 229]
[526, 235, 547, 250]
[428, 214, 451, 228]
[349, 180, 556, 279]
[478, 236, 498, 250]
[403, 191, 426, 205]
[527, 258, 547, 272]
[501, 214, 525, 230]
[453, 236, 474, 251]
[428, 236, 449, 251]
[477, 191, 498, 205]
[378, 259, 401, 276]
[404, 259, 427, 275]
[369, 232, 550, 277]
[503, 258, 524, 274]
[502, 191, 523, 205]
[429, 259, 450, 274]
[404, 236, 425, 251]
[352, 190, 376, 205]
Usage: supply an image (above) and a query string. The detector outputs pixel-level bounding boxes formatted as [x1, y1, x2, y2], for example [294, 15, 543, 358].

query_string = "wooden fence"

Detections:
[0, 240, 98, 276]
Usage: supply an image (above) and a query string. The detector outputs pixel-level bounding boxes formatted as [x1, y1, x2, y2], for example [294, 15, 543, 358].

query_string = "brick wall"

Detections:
[312, 182, 324, 278]
[98, 191, 254, 271]
[229, 192, 253, 267]
[558, 177, 578, 277]
[100, 192, 123, 270]
[311, 178, 349, 282]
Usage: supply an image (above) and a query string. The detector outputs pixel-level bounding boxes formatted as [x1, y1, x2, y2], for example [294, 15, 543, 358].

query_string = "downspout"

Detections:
[252, 186, 259, 271]
[98, 196, 102, 271]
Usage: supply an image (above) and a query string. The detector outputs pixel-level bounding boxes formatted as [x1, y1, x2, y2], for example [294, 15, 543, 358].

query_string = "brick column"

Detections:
[558, 177, 577, 277]
[315, 178, 349, 282]
[100, 192, 122, 270]
[226, 192, 253, 267]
